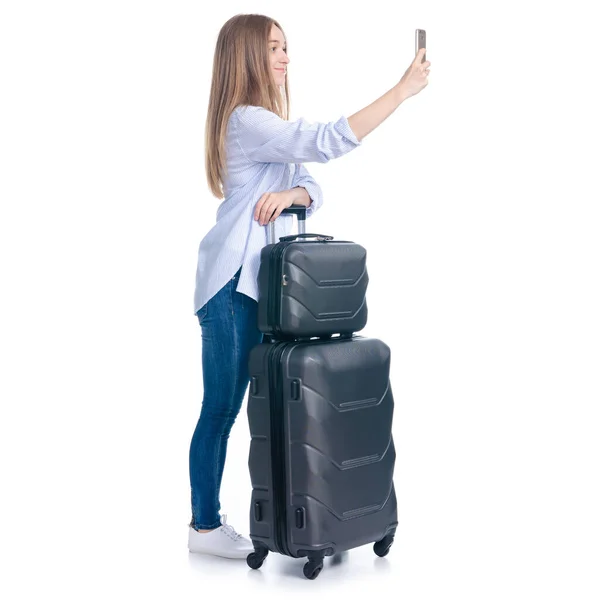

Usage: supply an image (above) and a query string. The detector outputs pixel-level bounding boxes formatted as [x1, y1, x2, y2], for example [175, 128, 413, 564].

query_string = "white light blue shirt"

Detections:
[193, 104, 362, 315]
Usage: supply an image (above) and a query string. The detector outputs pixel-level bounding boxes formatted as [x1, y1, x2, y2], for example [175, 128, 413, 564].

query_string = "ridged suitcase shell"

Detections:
[247, 335, 397, 559]
[257, 240, 369, 339]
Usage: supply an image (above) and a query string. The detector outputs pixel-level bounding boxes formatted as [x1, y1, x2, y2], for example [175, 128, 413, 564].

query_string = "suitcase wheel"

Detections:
[373, 534, 395, 558]
[246, 547, 268, 570]
[303, 558, 324, 580]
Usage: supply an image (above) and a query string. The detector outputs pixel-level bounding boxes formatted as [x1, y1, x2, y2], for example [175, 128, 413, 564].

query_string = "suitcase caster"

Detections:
[303, 558, 323, 580]
[246, 546, 268, 570]
[373, 534, 394, 557]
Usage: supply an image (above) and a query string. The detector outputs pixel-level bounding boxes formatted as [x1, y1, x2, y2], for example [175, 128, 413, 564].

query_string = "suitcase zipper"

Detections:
[268, 341, 292, 556]
[267, 243, 287, 337]
[268, 241, 302, 337]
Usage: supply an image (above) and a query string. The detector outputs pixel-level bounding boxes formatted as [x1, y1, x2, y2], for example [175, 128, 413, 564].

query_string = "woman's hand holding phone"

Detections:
[397, 47, 431, 101]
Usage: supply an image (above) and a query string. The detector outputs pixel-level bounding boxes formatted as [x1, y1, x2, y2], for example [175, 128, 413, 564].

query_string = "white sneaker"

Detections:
[188, 514, 254, 559]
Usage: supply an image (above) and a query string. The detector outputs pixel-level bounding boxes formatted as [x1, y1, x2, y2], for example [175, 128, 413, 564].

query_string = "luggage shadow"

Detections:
[328, 550, 349, 567]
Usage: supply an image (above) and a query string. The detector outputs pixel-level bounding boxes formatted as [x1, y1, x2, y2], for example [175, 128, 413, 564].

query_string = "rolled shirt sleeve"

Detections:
[292, 163, 323, 218]
[234, 105, 362, 164]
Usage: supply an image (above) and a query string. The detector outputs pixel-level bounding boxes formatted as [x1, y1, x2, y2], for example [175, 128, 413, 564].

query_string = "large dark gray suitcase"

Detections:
[246, 334, 398, 579]
[257, 207, 369, 340]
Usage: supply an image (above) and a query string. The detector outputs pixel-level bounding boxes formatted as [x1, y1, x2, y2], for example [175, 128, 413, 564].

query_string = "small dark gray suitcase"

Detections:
[246, 334, 398, 579]
[257, 206, 369, 340]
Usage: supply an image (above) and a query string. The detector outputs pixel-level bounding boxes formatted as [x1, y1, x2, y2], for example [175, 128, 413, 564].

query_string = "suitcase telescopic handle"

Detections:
[281, 206, 307, 220]
[267, 205, 307, 244]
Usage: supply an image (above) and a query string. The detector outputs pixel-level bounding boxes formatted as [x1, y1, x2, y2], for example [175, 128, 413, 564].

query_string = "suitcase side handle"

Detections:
[267, 205, 307, 244]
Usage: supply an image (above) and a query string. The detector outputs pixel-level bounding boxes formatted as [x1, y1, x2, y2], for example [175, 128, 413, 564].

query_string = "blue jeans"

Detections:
[189, 268, 264, 530]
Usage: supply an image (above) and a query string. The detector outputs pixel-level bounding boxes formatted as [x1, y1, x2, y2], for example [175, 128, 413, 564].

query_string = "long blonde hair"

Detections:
[205, 14, 291, 199]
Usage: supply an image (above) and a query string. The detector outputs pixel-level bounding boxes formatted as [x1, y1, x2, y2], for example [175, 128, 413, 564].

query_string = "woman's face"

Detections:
[268, 24, 289, 86]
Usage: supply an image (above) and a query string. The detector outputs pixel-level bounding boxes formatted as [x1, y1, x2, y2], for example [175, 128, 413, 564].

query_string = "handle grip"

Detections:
[267, 205, 307, 244]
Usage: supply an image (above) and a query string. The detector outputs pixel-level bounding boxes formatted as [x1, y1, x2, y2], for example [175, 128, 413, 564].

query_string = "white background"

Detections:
[1, 0, 599, 597]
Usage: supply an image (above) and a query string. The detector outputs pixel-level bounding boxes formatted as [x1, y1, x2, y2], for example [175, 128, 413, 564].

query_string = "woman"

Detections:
[189, 13, 430, 558]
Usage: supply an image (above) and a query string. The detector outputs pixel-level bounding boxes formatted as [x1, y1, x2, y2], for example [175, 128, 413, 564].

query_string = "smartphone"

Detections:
[415, 29, 426, 62]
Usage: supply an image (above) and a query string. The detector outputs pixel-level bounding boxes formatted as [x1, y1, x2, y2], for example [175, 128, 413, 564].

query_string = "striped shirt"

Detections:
[193, 104, 362, 315]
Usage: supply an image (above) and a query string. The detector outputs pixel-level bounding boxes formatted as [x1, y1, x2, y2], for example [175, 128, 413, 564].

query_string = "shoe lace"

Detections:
[219, 514, 243, 541]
